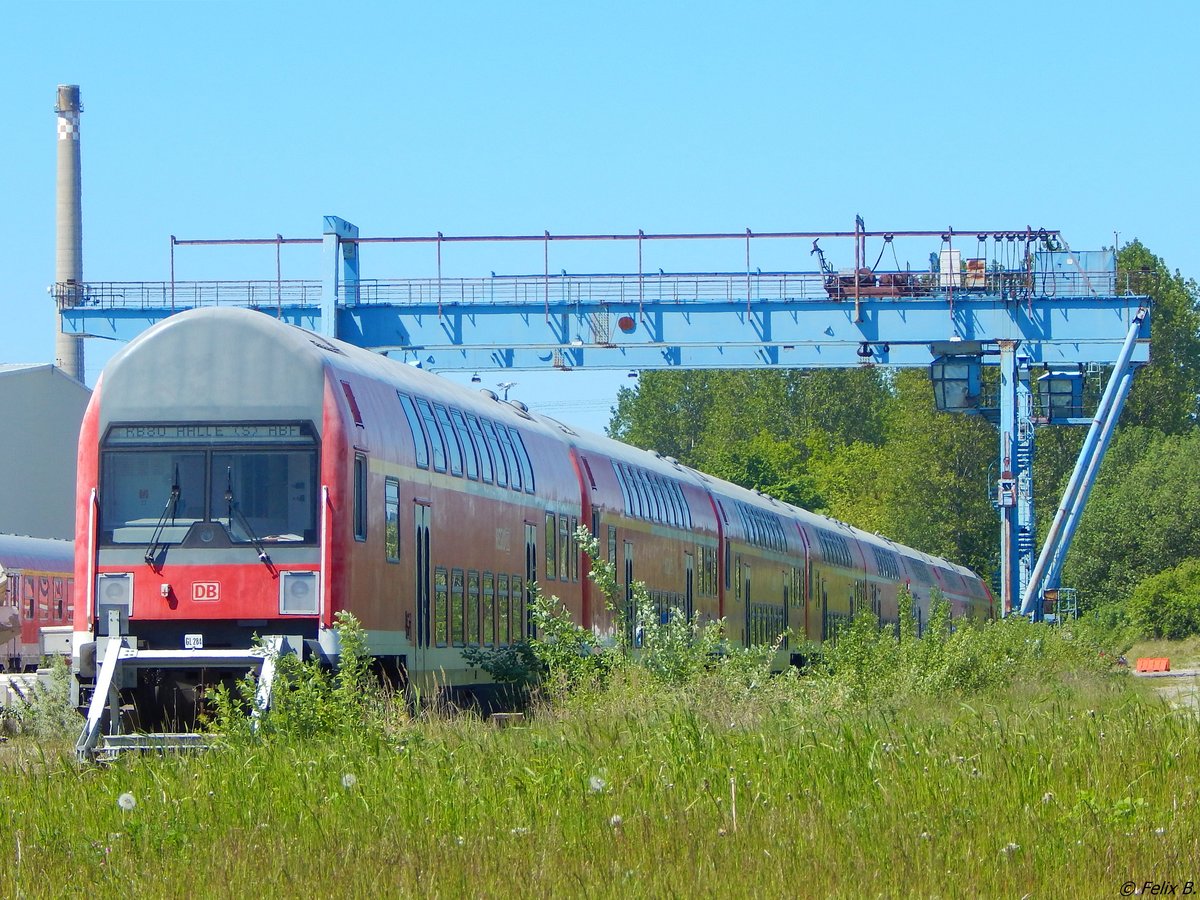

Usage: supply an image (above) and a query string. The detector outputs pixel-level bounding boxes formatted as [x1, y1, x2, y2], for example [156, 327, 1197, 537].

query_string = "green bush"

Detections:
[820, 588, 1110, 704]
[467, 528, 773, 703]
[209, 610, 389, 740]
[1126, 558, 1200, 639]
[3, 656, 80, 739]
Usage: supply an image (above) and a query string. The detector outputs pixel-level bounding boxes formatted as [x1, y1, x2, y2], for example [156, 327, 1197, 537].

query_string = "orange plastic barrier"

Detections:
[1135, 657, 1171, 673]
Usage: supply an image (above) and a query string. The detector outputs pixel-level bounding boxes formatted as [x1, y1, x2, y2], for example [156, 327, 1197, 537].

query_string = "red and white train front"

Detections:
[72, 309, 341, 721]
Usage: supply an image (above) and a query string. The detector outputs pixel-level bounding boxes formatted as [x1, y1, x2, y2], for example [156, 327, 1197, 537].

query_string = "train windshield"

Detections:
[100, 423, 318, 546]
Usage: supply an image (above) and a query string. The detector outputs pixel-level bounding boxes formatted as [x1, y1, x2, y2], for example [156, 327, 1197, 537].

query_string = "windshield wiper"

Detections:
[224, 467, 272, 567]
[144, 466, 181, 566]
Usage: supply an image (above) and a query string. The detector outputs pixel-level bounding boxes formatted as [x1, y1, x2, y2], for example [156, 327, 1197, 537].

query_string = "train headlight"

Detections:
[98, 573, 133, 607]
[279, 571, 319, 615]
[96, 573, 133, 636]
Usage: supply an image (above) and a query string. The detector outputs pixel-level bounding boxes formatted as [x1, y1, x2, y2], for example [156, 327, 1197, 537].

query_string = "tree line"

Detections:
[607, 241, 1200, 637]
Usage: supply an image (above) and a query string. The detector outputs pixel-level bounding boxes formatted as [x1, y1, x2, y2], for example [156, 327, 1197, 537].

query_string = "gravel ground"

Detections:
[1134, 666, 1200, 712]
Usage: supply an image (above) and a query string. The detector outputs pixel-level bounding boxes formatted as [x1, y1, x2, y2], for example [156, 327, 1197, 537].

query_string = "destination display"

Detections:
[105, 422, 314, 445]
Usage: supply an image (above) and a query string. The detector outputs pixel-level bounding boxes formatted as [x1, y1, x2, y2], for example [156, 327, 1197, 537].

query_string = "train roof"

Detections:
[0, 533, 73, 574]
[101, 309, 983, 583]
[99, 308, 568, 443]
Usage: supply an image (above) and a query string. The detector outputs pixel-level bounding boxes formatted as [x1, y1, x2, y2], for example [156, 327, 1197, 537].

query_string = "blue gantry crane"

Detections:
[57, 215, 1150, 618]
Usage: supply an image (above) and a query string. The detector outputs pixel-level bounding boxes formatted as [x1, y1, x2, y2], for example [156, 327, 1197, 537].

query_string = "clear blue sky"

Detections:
[3, 1, 1196, 433]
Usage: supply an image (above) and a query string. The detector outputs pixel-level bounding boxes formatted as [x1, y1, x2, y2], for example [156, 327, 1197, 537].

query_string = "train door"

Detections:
[414, 503, 431, 653]
[524, 523, 537, 638]
[624, 541, 636, 645]
[807, 565, 816, 641]
[808, 566, 826, 642]
[782, 570, 789, 650]
[742, 562, 751, 646]
[684, 552, 694, 622]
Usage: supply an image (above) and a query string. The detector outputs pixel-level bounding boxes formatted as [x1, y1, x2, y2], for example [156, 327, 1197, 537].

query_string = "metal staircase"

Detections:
[75, 635, 284, 762]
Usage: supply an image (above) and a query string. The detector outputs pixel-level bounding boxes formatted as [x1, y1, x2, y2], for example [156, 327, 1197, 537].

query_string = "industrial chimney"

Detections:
[54, 84, 84, 383]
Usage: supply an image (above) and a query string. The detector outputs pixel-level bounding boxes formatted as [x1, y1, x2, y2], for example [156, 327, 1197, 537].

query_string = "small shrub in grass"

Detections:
[571, 527, 750, 689]
[461, 640, 541, 692]
[3, 655, 80, 739]
[474, 528, 768, 702]
[209, 610, 386, 740]
[821, 588, 1113, 702]
[1070, 601, 1139, 658]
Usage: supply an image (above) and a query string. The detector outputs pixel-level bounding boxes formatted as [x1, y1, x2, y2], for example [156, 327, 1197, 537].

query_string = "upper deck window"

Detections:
[465, 414, 494, 483]
[434, 404, 464, 477]
[397, 393, 430, 469]
[415, 398, 448, 473]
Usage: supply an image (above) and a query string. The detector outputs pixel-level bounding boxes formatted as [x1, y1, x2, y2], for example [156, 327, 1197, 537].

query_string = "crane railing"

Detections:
[54, 267, 1144, 312]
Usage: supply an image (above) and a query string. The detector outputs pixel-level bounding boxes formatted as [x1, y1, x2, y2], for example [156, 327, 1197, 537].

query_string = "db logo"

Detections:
[192, 582, 220, 602]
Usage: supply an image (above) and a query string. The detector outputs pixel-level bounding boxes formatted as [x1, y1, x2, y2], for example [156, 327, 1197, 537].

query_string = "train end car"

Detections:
[72, 306, 586, 731]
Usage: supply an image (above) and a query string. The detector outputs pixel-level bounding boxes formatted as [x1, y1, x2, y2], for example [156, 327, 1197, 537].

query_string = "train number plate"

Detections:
[184, 633, 204, 650]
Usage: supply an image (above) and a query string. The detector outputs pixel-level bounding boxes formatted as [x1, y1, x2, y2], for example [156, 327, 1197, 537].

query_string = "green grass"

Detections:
[2, 665, 1198, 898]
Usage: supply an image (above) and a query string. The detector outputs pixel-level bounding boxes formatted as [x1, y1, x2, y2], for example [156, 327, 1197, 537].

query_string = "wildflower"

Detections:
[589, 775, 607, 793]
[609, 814, 623, 828]
[117, 793, 136, 812]
[1042, 792, 1055, 804]
[919, 832, 931, 840]
[341, 773, 358, 789]
[1000, 842, 1020, 855]
[881, 743, 894, 753]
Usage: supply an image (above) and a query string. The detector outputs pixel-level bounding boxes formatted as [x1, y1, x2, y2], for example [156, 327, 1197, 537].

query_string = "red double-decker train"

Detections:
[72, 308, 992, 715]
[1, 533, 74, 672]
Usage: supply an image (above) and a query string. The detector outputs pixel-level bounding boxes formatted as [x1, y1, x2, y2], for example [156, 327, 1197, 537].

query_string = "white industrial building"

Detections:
[0, 364, 90, 540]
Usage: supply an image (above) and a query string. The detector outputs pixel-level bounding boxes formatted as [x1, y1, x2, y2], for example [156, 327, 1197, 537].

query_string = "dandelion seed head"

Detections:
[1155, 827, 1166, 836]
[117, 793, 136, 812]
[455, 835, 465, 846]
[919, 831, 931, 840]
[609, 814, 623, 828]
[588, 775, 607, 793]
[1000, 842, 1020, 855]
[510, 826, 530, 836]
[1042, 792, 1055, 804]
[341, 773, 358, 789]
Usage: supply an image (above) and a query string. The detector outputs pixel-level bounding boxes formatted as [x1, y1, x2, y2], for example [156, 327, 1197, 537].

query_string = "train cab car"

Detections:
[72, 307, 580, 712]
